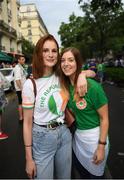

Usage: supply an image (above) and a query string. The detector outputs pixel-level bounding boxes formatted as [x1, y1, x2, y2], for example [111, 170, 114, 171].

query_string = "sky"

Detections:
[20, 0, 83, 46]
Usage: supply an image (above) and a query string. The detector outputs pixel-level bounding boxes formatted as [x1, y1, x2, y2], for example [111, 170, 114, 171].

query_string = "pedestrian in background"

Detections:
[60, 47, 109, 179]
[13, 56, 27, 123]
[88, 59, 97, 73]
[97, 61, 106, 84]
[22, 34, 95, 179]
[115, 58, 124, 67]
[0, 74, 8, 140]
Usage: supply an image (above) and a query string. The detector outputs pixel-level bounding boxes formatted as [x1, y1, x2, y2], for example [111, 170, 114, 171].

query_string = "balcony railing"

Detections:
[17, 34, 23, 43]
[0, 20, 17, 38]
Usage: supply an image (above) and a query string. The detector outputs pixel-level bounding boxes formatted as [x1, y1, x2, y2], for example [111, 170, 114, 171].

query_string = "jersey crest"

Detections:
[76, 98, 87, 110]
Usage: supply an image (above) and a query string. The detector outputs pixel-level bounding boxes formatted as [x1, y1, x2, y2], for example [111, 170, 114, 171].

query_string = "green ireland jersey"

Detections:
[67, 78, 108, 130]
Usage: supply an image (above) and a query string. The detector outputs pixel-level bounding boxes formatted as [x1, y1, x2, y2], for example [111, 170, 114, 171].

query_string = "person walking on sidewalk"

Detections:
[14, 56, 27, 123]
[0, 74, 8, 140]
[60, 47, 109, 179]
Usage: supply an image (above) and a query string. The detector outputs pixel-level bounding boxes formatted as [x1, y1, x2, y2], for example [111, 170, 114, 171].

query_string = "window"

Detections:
[27, 21, 31, 27]
[28, 29, 32, 35]
[27, 6, 31, 12]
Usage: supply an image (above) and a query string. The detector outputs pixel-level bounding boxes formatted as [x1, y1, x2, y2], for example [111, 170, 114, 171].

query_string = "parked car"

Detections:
[0, 71, 11, 91]
[0, 68, 14, 90]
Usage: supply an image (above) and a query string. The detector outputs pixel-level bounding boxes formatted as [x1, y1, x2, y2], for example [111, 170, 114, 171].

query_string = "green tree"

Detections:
[108, 10, 124, 56]
[58, 14, 83, 47]
[59, 0, 124, 60]
[58, 13, 94, 59]
[22, 39, 35, 63]
[78, 0, 124, 59]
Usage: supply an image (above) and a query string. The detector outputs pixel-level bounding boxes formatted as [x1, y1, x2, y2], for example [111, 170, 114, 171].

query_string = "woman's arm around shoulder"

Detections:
[77, 70, 96, 97]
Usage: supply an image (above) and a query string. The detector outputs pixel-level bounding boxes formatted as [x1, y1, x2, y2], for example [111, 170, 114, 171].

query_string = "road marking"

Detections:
[118, 152, 124, 156]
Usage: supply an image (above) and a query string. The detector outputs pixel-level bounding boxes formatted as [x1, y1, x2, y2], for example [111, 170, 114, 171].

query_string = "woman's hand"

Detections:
[76, 73, 87, 97]
[77, 70, 96, 97]
[92, 145, 105, 165]
[26, 159, 36, 179]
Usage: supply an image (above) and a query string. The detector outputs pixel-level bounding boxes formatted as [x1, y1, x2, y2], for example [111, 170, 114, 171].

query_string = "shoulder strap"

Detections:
[29, 78, 37, 98]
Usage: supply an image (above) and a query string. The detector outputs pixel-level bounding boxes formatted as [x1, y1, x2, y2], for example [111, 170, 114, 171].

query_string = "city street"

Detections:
[104, 83, 124, 179]
[0, 83, 124, 179]
[0, 92, 27, 179]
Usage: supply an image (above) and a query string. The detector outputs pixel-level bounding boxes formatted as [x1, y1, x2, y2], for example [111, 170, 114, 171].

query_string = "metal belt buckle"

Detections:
[47, 123, 56, 130]
[56, 117, 64, 124]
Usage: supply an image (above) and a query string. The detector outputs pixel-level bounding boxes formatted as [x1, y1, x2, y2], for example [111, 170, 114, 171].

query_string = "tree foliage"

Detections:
[58, 13, 94, 59]
[58, 0, 124, 60]
[22, 38, 35, 63]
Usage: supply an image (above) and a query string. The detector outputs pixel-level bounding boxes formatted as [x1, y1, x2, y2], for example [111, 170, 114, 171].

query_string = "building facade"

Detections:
[20, 3, 48, 45]
[0, 0, 22, 56]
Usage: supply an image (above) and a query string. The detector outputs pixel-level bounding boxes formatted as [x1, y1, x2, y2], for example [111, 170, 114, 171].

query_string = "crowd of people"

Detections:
[0, 34, 110, 179]
[83, 57, 124, 84]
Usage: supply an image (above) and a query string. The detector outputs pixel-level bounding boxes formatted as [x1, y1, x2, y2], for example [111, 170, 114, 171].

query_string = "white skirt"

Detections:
[73, 127, 109, 176]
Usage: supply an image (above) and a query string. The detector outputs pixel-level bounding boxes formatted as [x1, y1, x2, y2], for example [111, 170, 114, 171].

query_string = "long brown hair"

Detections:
[32, 34, 59, 79]
[59, 47, 83, 101]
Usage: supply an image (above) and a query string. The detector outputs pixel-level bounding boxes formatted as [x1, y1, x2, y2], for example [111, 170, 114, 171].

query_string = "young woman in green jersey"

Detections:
[60, 47, 109, 179]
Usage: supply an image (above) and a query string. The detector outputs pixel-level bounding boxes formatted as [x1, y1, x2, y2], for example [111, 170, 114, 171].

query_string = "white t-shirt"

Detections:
[22, 74, 68, 124]
[14, 64, 27, 91]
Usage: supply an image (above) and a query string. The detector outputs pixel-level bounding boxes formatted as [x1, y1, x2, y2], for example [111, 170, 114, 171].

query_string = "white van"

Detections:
[0, 68, 14, 89]
[0, 71, 11, 91]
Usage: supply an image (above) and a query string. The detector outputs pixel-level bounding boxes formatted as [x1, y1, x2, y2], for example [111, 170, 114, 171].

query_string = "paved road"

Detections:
[0, 93, 27, 179]
[104, 83, 124, 179]
[0, 83, 124, 179]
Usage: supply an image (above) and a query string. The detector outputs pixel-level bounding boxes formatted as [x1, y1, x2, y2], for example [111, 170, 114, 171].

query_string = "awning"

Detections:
[0, 51, 13, 62]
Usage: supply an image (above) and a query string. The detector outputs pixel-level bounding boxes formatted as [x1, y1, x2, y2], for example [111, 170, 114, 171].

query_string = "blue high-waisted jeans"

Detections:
[32, 123, 72, 179]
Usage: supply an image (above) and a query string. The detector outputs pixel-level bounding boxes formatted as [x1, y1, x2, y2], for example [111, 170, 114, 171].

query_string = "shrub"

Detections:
[105, 67, 124, 84]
